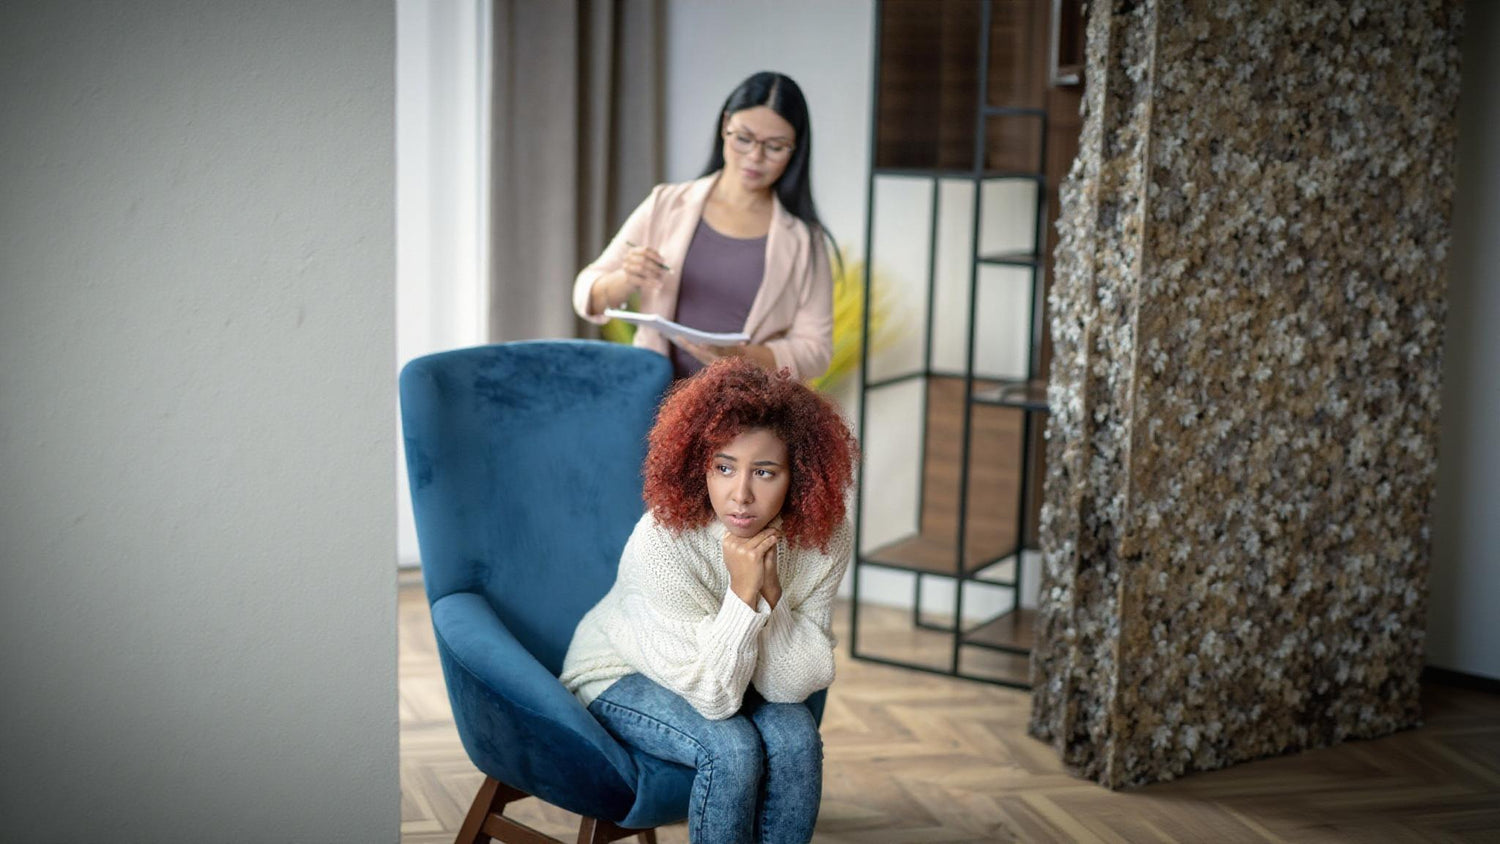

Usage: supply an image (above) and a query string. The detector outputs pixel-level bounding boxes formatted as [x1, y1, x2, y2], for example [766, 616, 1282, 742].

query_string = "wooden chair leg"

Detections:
[456, 775, 655, 844]
[455, 776, 537, 844]
[576, 816, 657, 844]
[456, 778, 504, 844]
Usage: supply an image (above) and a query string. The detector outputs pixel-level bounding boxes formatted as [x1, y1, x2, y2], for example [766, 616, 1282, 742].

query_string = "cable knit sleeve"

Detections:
[605, 519, 769, 720]
[751, 521, 852, 703]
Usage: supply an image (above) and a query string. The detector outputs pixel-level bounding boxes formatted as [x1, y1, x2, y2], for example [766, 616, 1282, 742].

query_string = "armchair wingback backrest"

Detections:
[400, 341, 672, 675]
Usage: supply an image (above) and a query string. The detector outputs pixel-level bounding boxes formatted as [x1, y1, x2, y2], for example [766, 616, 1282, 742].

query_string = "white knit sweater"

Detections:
[560, 512, 852, 721]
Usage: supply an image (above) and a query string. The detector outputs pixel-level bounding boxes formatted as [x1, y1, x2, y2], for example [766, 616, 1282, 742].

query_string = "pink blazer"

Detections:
[572, 173, 834, 381]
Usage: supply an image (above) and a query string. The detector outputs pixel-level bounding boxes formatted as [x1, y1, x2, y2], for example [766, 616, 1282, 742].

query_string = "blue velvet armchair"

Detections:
[401, 340, 827, 843]
[400, 340, 683, 843]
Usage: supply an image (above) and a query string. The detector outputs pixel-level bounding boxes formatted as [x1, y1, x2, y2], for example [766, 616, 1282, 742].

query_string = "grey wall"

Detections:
[1428, 0, 1500, 681]
[0, 2, 398, 841]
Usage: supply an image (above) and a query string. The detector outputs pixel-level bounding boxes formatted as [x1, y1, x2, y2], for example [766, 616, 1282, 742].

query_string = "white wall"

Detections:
[0, 2, 399, 840]
[1427, 0, 1500, 681]
[397, 0, 490, 567]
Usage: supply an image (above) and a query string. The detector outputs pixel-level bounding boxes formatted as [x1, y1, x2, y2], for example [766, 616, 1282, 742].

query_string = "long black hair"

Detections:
[700, 71, 841, 269]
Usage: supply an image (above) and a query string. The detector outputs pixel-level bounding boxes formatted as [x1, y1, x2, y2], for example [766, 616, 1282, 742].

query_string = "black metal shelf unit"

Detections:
[850, 0, 1053, 689]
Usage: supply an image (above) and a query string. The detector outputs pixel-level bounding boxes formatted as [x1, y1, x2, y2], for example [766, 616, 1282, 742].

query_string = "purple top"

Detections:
[669, 218, 767, 379]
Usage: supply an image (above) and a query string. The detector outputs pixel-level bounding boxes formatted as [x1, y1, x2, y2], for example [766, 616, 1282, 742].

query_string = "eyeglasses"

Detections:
[724, 126, 795, 161]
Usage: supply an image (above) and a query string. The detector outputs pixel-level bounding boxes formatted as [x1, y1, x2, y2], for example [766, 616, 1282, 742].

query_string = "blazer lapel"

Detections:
[656, 174, 718, 304]
[742, 194, 801, 340]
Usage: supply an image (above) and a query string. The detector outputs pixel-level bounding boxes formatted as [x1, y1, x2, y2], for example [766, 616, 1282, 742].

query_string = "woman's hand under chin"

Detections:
[723, 526, 778, 609]
[760, 538, 782, 610]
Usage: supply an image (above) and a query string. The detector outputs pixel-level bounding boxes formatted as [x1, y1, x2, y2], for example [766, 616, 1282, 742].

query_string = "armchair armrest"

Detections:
[430, 592, 639, 822]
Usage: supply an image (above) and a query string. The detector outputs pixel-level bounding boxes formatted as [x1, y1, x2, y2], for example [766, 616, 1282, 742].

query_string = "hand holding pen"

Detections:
[588, 238, 672, 315]
[625, 240, 671, 271]
[605, 239, 671, 307]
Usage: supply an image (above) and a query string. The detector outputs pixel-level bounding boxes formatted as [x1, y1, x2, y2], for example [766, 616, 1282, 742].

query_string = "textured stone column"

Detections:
[1030, 0, 1464, 788]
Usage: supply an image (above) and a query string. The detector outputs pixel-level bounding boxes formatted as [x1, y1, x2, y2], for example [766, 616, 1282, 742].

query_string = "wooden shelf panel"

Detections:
[858, 376, 1041, 570]
[977, 250, 1042, 267]
[972, 379, 1049, 411]
[873, 166, 1045, 181]
[920, 377, 1024, 543]
[874, 0, 1047, 173]
[861, 532, 1016, 577]
[963, 608, 1038, 653]
[981, 105, 1047, 117]
[957, 648, 1032, 686]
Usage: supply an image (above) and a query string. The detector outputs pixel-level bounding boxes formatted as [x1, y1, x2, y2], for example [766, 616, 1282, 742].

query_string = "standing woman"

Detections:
[573, 71, 837, 381]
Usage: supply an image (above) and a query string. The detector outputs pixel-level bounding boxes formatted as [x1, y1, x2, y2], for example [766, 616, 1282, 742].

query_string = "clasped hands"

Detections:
[725, 527, 782, 611]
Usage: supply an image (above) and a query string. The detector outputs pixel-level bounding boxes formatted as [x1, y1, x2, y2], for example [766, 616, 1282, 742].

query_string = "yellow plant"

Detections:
[810, 256, 904, 393]
[600, 291, 640, 345]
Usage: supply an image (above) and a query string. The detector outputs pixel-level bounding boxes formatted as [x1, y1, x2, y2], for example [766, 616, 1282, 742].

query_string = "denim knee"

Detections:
[754, 703, 822, 769]
[700, 716, 764, 785]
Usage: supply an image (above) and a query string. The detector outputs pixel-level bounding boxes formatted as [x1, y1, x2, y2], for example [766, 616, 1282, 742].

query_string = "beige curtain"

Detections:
[488, 0, 663, 342]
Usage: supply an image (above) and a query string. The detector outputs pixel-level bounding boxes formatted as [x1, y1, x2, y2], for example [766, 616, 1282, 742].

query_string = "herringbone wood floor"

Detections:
[400, 578, 1500, 843]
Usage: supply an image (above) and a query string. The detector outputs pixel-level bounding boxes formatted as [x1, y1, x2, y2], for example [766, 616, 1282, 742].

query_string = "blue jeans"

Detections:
[589, 673, 823, 843]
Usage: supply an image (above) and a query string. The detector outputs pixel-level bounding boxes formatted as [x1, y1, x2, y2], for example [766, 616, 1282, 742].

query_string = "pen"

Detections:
[625, 240, 672, 271]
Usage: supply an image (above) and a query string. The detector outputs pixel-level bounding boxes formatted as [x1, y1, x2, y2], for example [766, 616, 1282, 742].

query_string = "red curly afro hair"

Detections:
[644, 358, 859, 551]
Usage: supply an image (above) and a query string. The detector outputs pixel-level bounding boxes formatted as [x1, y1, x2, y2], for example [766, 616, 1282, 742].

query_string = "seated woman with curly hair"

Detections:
[560, 357, 858, 844]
